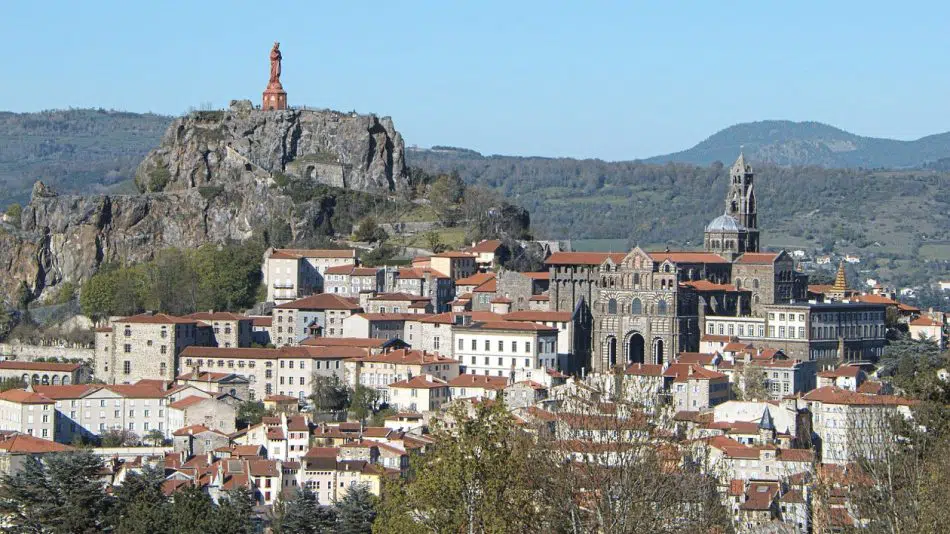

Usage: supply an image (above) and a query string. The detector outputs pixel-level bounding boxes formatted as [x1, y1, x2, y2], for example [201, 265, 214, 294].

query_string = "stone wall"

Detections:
[0, 342, 94, 362]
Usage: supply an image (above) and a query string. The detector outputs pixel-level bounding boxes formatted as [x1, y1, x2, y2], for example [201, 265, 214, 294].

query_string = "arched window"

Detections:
[607, 298, 618, 314]
[735, 278, 742, 289]
[657, 300, 668, 315]
[51, 376, 60, 385]
[753, 294, 760, 304]
[633, 273, 640, 286]
[630, 298, 642, 315]
[752, 278, 760, 289]
[63, 376, 71, 385]
[664, 264, 671, 273]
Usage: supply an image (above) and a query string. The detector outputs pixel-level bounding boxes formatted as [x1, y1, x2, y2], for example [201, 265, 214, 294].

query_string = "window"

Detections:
[123, 344, 132, 353]
[511, 341, 517, 352]
[484, 340, 490, 351]
[607, 298, 618, 314]
[123, 361, 131, 375]
[459, 338, 464, 350]
[525, 342, 531, 353]
[124, 327, 131, 337]
[159, 362, 167, 376]
[160, 345, 167, 354]
[434, 337, 441, 350]
[779, 326, 785, 338]
[498, 341, 504, 352]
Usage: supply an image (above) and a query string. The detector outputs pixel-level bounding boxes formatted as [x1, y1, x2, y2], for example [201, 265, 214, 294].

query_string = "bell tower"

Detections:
[726, 153, 759, 252]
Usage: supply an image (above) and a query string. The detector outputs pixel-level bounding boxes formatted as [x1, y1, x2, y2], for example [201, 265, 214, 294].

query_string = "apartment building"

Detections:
[453, 321, 559, 380]
[342, 313, 418, 340]
[0, 361, 84, 386]
[324, 265, 383, 296]
[501, 310, 576, 370]
[387, 375, 451, 412]
[365, 293, 433, 314]
[179, 345, 367, 401]
[271, 293, 362, 345]
[94, 313, 199, 385]
[262, 248, 357, 304]
[665, 363, 730, 411]
[404, 311, 503, 357]
[704, 302, 887, 362]
[0, 389, 56, 440]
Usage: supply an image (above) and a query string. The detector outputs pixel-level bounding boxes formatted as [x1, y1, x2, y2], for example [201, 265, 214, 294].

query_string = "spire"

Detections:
[732, 151, 748, 173]
[832, 261, 848, 293]
[758, 407, 775, 431]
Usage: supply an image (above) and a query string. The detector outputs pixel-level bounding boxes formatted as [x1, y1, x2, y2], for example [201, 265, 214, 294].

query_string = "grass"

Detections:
[919, 243, 950, 261]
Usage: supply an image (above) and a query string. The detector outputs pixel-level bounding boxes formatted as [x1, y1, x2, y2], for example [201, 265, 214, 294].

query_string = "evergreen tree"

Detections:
[211, 487, 256, 534]
[0, 450, 113, 533]
[335, 484, 378, 534]
[168, 485, 215, 534]
[276, 488, 336, 534]
[113, 466, 169, 533]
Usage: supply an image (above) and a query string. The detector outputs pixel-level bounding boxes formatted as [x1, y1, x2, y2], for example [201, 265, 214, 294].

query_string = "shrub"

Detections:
[198, 185, 224, 201]
[148, 166, 171, 192]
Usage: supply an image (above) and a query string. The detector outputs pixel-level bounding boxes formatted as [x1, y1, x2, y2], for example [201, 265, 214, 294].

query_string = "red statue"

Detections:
[269, 42, 282, 86]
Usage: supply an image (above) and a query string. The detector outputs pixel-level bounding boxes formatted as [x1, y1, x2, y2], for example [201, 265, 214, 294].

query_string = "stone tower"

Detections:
[703, 153, 760, 260]
[725, 153, 759, 252]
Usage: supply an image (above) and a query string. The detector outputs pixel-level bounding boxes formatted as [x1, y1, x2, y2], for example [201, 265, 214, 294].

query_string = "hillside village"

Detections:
[0, 156, 946, 533]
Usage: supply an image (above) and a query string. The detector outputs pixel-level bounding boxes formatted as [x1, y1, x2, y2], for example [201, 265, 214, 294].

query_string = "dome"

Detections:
[705, 213, 745, 232]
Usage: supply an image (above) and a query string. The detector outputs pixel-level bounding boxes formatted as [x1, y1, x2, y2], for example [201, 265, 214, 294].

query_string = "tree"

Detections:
[112, 465, 170, 534]
[349, 385, 381, 423]
[0, 450, 113, 533]
[168, 485, 215, 534]
[0, 376, 26, 392]
[142, 248, 199, 315]
[738, 362, 770, 401]
[427, 173, 465, 225]
[374, 401, 541, 533]
[274, 488, 336, 534]
[80, 270, 118, 318]
[423, 231, 446, 253]
[100, 428, 139, 447]
[237, 400, 271, 428]
[211, 487, 256, 534]
[335, 484, 378, 534]
[145, 428, 166, 447]
[352, 218, 389, 244]
[311, 375, 350, 413]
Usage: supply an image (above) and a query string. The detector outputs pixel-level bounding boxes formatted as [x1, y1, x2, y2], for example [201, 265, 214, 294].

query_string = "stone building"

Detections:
[548, 155, 808, 373]
[95, 313, 199, 385]
[0, 361, 84, 387]
[185, 312, 253, 348]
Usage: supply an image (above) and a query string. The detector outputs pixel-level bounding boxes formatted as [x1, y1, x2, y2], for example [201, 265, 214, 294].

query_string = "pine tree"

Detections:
[335, 484, 378, 534]
[168, 485, 215, 534]
[0, 450, 113, 533]
[276, 488, 336, 534]
[211, 487, 256, 534]
[113, 466, 170, 533]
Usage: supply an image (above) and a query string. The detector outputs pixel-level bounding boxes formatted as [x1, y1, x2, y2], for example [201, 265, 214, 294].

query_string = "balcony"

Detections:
[273, 282, 295, 289]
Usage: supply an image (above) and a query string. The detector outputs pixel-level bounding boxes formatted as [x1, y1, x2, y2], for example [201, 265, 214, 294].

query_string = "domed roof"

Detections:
[705, 213, 745, 232]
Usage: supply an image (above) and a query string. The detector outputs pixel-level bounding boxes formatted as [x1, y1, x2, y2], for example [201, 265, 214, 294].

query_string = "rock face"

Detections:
[0, 107, 410, 305]
[135, 105, 408, 194]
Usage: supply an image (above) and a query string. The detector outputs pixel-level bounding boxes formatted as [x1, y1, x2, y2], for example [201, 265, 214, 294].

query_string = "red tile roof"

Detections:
[624, 363, 664, 377]
[455, 272, 496, 286]
[0, 433, 73, 453]
[490, 296, 512, 304]
[910, 316, 942, 327]
[675, 352, 718, 365]
[172, 424, 227, 437]
[546, 252, 626, 266]
[0, 361, 81, 372]
[418, 311, 504, 325]
[300, 337, 390, 348]
[648, 251, 729, 264]
[467, 240, 503, 253]
[250, 316, 272, 327]
[354, 349, 457, 366]
[116, 313, 197, 325]
[735, 252, 780, 264]
[185, 311, 248, 321]
[369, 292, 431, 302]
[248, 459, 280, 477]
[682, 280, 738, 292]
[32, 384, 99, 400]
[817, 365, 864, 379]
[0, 389, 55, 404]
[529, 294, 550, 301]
[271, 248, 357, 259]
[448, 374, 509, 390]
[663, 363, 727, 382]
[389, 376, 449, 389]
[169, 396, 209, 410]
[459, 321, 558, 333]
[275, 293, 361, 310]
[802, 386, 914, 406]
[432, 251, 475, 258]
[473, 279, 497, 292]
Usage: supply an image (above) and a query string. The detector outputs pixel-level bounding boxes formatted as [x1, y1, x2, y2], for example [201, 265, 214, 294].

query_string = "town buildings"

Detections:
[262, 248, 358, 304]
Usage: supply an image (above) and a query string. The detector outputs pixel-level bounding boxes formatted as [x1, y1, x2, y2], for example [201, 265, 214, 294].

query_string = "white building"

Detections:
[262, 248, 357, 304]
[453, 321, 559, 380]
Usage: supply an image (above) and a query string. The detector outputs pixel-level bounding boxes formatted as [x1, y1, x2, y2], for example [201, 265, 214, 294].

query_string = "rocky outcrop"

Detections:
[135, 103, 408, 194]
[0, 106, 411, 305]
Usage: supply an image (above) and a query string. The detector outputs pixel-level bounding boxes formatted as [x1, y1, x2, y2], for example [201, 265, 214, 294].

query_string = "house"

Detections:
[394, 268, 455, 312]
[271, 293, 362, 345]
[448, 374, 509, 401]
[464, 240, 504, 272]
[387, 375, 451, 412]
[802, 386, 915, 464]
[0, 432, 73, 475]
[168, 395, 237, 435]
[341, 312, 419, 341]
[405, 311, 503, 357]
[262, 247, 357, 304]
[429, 252, 477, 280]
[365, 293, 434, 315]
[664, 364, 729, 411]
[619, 364, 667, 409]
[343, 349, 460, 402]
[172, 425, 230, 457]
[175, 371, 250, 401]
[502, 310, 577, 371]
[908, 315, 945, 348]
[231, 413, 311, 462]
[249, 316, 272, 345]
[503, 380, 548, 409]
[816, 365, 867, 391]
[323, 265, 384, 297]
[0, 388, 57, 441]
[0, 360, 84, 387]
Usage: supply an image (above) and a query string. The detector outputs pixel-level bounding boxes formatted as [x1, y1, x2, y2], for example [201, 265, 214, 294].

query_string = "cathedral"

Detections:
[547, 154, 808, 373]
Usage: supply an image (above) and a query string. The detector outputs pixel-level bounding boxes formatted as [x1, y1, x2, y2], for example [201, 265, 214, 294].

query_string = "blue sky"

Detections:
[2, 1, 947, 160]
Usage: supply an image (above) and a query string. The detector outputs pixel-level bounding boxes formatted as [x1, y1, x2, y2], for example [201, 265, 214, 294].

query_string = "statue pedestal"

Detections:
[262, 82, 287, 110]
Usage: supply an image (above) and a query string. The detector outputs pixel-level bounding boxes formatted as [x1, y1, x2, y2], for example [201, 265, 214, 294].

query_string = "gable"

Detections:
[622, 247, 653, 270]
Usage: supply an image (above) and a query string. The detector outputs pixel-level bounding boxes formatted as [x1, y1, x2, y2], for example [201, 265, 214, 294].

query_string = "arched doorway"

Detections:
[607, 337, 617, 367]
[654, 339, 664, 365]
[627, 334, 645, 365]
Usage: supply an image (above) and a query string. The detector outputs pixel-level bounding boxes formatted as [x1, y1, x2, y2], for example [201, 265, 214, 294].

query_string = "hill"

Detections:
[643, 120, 950, 168]
[0, 109, 171, 206]
[408, 147, 950, 286]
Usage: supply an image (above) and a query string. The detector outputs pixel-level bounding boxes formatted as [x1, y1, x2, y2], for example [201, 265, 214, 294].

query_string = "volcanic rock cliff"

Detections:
[0, 103, 409, 305]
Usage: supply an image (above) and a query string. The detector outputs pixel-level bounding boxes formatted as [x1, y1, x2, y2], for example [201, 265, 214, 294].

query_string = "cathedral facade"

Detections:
[548, 155, 807, 373]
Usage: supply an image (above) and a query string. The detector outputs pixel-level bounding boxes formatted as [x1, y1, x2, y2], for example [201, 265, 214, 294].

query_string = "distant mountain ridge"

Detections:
[643, 120, 950, 168]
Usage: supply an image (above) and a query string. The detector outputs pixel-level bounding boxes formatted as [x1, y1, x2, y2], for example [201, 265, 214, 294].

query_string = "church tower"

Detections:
[726, 153, 759, 252]
[703, 153, 760, 260]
